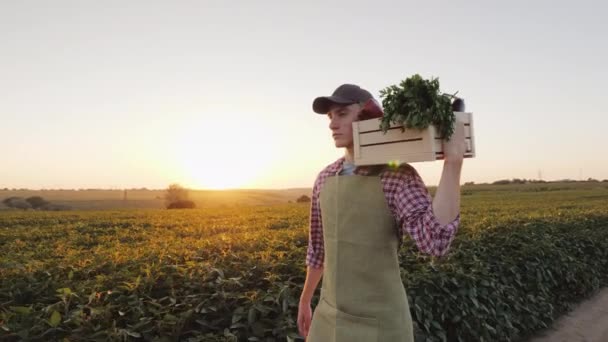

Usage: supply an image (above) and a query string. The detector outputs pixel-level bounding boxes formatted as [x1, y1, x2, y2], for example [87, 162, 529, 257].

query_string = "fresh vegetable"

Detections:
[379, 74, 459, 140]
[359, 98, 384, 120]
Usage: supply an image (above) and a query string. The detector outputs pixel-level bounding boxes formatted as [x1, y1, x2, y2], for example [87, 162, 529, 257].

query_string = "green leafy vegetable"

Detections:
[379, 74, 457, 140]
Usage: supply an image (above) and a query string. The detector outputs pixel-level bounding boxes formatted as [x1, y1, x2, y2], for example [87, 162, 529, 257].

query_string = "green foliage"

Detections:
[295, 195, 310, 203]
[401, 213, 608, 341]
[25, 196, 49, 209]
[2, 197, 19, 206]
[1, 197, 31, 210]
[379, 74, 456, 140]
[167, 200, 196, 209]
[164, 183, 191, 209]
[0, 183, 607, 341]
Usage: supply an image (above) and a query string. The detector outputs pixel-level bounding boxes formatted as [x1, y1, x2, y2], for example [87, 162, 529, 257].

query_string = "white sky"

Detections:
[1, 0, 606, 189]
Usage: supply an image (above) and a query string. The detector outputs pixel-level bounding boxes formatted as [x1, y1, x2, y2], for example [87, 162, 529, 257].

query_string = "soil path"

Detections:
[527, 287, 608, 342]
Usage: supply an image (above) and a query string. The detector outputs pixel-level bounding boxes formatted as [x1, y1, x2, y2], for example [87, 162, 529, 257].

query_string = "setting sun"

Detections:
[172, 115, 279, 190]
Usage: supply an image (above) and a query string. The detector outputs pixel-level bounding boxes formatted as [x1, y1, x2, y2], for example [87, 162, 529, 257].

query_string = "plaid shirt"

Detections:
[306, 157, 460, 269]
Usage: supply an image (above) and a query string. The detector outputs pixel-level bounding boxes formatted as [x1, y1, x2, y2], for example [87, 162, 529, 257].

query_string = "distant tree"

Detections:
[2, 197, 17, 207]
[296, 195, 311, 203]
[167, 200, 196, 209]
[587, 177, 599, 182]
[3, 197, 22, 208]
[26, 196, 49, 209]
[602, 179, 608, 183]
[13, 201, 31, 210]
[492, 179, 511, 185]
[2, 197, 31, 210]
[464, 181, 475, 185]
[164, 183, 192, 209]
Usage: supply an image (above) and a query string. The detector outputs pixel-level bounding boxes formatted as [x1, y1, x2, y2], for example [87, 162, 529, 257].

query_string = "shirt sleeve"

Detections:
[305, 173, 325, 268]
[394, 170, 460, 257]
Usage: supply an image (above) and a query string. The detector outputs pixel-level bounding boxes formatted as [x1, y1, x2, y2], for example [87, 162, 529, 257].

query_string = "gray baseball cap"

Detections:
[312, 84, 373, 114]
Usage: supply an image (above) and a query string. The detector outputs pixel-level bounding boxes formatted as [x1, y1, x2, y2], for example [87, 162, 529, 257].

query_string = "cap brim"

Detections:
[312, 96, 356, 114]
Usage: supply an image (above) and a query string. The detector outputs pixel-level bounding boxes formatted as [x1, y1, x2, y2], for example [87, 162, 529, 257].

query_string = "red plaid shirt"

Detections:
[306, 157, 460, 269]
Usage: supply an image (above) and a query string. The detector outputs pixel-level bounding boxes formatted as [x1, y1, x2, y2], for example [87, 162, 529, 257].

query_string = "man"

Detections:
[298, 83, 465, 341]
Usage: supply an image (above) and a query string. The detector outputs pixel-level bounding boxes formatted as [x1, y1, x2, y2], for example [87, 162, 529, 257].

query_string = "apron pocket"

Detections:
[308, 298, 335, 342]
[320, 297, 378, 342]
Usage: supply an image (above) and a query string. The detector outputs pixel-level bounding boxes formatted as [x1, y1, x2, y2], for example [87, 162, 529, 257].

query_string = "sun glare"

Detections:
[173, 115, 279, 190]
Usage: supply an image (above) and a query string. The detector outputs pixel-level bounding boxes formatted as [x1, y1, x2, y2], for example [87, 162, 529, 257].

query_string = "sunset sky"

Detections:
[1, 1, 606, 190]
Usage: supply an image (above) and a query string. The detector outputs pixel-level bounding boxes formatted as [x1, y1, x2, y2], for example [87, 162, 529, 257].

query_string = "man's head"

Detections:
[312, 84, 382, 148]
[325, 102, 361, 148]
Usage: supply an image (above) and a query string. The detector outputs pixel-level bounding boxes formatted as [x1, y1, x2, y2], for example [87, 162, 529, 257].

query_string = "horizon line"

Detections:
[1, 178, 607, 192]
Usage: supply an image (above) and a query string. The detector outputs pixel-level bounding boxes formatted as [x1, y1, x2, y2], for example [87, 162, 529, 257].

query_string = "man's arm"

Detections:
[432, 160, 462, 225]
[298, 265, 323, 338]
[302, 173, 325, 300]
[394, 121, 465, 257]
[433, 120, 466, 224]
[298, 173, 326, 338]
[300, 266, 323, 303]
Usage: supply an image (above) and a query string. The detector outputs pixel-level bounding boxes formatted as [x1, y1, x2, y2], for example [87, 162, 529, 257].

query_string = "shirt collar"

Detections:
[329, 156, 376, 176]
[329, 157, 346, 175]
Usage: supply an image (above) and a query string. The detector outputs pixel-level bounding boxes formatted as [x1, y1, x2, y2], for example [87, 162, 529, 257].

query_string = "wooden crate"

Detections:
[353, 112, 475, 166]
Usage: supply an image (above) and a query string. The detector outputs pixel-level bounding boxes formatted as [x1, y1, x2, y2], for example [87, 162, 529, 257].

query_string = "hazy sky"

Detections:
[1, 0, 606, 190]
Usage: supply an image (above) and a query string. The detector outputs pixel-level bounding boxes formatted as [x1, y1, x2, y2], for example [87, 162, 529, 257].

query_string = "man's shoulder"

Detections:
[317, 157, 344, 177]
[312, 157, 344, 187]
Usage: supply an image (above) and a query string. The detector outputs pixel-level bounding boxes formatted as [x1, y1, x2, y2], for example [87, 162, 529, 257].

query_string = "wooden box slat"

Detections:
[353, 111, 475, 166]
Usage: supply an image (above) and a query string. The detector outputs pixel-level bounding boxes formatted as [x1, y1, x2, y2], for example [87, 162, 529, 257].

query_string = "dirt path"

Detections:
[527, 287, 608, 342]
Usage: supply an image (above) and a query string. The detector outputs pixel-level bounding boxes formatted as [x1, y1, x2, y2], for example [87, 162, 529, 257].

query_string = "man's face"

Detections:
[327, 103, 361, 148]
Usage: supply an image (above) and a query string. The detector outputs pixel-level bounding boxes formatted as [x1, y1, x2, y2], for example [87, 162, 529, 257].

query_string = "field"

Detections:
[0, 188, 313, 210]
[1, 182, 608, 341]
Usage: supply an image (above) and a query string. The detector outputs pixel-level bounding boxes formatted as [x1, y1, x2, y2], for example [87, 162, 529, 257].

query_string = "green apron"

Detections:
[307, 175, 415, 342]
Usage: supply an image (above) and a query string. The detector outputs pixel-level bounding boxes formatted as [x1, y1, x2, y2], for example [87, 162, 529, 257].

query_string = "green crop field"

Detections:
[1, 182, 608, 341]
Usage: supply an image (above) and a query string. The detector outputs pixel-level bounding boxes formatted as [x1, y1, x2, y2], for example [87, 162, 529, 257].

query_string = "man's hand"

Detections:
[442, 119, 466, 164]
[297, 299, 312, 338]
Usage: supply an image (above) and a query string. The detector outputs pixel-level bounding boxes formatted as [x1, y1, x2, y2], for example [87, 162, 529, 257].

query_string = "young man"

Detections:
[298, 84, 465, 341]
